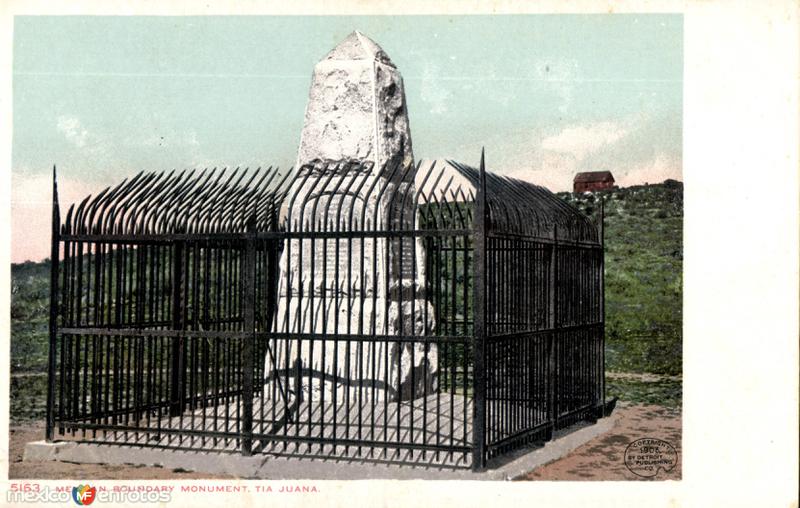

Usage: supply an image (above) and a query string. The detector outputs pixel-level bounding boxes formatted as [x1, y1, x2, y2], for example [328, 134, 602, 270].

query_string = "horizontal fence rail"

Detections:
[46, 156, 606, 470]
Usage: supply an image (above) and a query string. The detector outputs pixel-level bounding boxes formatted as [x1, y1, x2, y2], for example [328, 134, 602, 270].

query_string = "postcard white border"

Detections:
[1, 1, 797, 507]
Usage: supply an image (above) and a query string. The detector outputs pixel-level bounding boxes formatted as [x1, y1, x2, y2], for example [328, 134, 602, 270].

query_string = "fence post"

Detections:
[471, 149, 488, 470]
[241, 217, 256, 455]
[265, 210, 279, 332]
[547, 225, 558, 439]
[46, 166, 60, 442]
[599, 197, 606, 410]
[169, 241, 186, 417]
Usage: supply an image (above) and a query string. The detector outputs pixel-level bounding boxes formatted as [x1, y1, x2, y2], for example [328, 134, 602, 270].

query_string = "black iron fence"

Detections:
[46, 155, 607, 470]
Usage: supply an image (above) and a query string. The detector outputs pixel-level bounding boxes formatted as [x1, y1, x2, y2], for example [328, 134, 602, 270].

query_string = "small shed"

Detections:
[574, 171, 615, 193]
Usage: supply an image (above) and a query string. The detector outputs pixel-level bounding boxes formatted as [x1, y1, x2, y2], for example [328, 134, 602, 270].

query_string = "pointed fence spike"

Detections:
[52, 165, 59, 206]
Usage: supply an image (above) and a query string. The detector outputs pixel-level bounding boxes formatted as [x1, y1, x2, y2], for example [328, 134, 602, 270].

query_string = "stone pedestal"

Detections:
[264, 32, 437, 404]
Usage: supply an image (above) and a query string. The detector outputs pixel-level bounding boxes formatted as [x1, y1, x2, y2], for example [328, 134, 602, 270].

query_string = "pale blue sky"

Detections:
[12, 15, 682, 261]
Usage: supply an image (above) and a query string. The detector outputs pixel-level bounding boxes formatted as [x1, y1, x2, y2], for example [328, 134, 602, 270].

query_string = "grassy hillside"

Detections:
[558, 180, 683, 377]
[10, 261, 50, 373]
[9, 261, 51, 420]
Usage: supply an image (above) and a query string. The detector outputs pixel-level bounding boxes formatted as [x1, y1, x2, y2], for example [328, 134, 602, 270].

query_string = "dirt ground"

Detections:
[9, 403, 680, 481]
[522, 402, 682, 481]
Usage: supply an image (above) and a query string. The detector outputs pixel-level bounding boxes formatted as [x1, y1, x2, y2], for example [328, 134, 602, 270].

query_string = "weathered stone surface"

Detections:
[295, 31, 413, 173]
[264, 32, 437, 404]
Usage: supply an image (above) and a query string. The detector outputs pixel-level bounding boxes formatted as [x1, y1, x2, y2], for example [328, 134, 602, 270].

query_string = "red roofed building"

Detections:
[573, 171, 615, 193]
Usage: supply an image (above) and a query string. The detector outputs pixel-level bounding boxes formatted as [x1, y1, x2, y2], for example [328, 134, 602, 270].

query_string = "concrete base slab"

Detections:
[23, 440, 79, 462]
[23, 412, 619, 480]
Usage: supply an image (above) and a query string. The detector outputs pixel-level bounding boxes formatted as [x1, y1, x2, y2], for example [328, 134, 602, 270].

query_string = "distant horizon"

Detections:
[11, 15, 682, 262]
[11, 174, 682, 266]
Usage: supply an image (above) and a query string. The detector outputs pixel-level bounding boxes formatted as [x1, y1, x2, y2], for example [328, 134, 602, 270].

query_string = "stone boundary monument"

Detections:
[32, 27, 609, 475]
[264, 31, 437, 404]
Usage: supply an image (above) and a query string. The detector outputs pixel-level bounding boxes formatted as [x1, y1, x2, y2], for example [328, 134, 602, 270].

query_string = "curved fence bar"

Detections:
[46, 154, 606, 471]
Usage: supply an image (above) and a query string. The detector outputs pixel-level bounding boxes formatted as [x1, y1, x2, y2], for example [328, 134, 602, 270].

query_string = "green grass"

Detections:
[10, 261, 51, 421]
[10, 374, 48, 421]
[559, 180, 683, 376]
[605, 377, 682, 408]
[10, 261, 50, 374]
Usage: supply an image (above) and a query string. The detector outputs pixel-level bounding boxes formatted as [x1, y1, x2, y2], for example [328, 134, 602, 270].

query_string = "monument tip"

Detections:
[324, 30, 395, 67]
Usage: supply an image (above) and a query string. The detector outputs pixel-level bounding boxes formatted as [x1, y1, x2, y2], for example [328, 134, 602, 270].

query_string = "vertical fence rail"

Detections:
[471, 151, 488, 470]
[169, 241, 185, 417]
[547, 226, 558, 439]
[241, 218, 256, 455]
[46, 166, 60, 442]
[600, 197, 606, 410]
